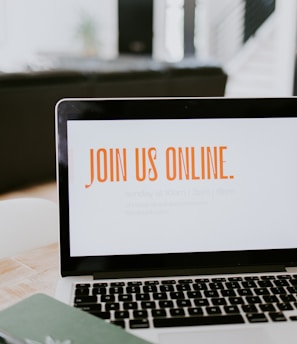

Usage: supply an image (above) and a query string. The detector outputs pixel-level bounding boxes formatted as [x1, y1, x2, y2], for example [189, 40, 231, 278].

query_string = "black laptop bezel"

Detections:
[56, 97, 297, 277]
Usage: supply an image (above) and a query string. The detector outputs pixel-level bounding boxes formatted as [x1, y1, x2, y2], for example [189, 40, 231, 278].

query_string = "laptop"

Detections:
[55, 97, 297, 343]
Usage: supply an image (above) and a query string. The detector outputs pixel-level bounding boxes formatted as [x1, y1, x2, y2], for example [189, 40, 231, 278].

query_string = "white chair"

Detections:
[0, 198, 58, 259]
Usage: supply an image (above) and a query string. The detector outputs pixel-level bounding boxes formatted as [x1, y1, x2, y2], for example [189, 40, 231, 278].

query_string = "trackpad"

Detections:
[159, 327, 273, 344]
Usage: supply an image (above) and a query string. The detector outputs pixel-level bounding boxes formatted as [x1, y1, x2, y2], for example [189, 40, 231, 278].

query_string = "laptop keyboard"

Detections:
[73, 273, 297, 330]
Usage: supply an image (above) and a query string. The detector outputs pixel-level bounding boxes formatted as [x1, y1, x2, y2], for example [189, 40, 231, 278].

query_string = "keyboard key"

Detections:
[162, 280, 176, 285]
[193, 283, 208, 291]
[126, 286, 141, 293]
[115, 311, 129, 319]
[101, 295, 115, 302]
[111, 282, 125, 286]
[237, 289, 253, 296]
[130, 319, 149, 329]
[258, 280, 273, 288]
[212, 298, 227, 306]
[119, 294, 133, 302]
[242, 305, 258, 313]
[274, 280, 289, 287]
[229, 297, 245, 305]
[228, 277, 243, 281]
[75, 304, 101, 312]
[160, 285, 174, 292]
[76, 283, 91, 288]
[269, 312, 287, 322]
[212, 278, 226, 282]
[246, 296, 261, 304]
[177, 299, 191, 307]
[159, 300, 174, 308]
[93, 283, 108, 287]
[92, 287, 106, 295]
[194, 299, 209, 307]
[152, 309, 167, 317]
[153, 314, 244, 328]
[242, 281, 257, 288]
[263, 295, 279, 303]
[209, 282, 224, 290]
[177, 284, 191, 291]
[170, 292, 185, 300]
[259, 304, 276, 312]
[74, 296, 97, 304]
[195, 278, 210, 283]
[244, 276, 259, 281]
[143, 285, 157, 293]
[254, 288, 270, 296]
[141, 301, 156, 309]
[206, 306, 222, 315]
[225, 282, 240, 289]
[271, 287, 286, 295]
[123, 302, 138, 310]
[105, 302, 120, 311]
[111, 320, 125, 329]
[153, 292, 167, 300]
[277, 303, 293, 311]
[280, 294, 296, 302]
[224, 306, 240, 314]
[187, 291, 202, 298]
[136, 293, 150, 301]
[128, 281, 142, 286]
[277, 275, 291, 280]
[204, 290, 219, 298]
[261, 275, 275, 280]
[221, 289, 236, 297]
[246, 313, 267, 323]
[178, 279, 193, 284]
[75, 288, 89, 296]
[170, 308, 185, 317]
[188, 307, 203, 316]
[109, 287, 124, 294]
[133, 310, 148, 318]
[144, 280, 159, 285]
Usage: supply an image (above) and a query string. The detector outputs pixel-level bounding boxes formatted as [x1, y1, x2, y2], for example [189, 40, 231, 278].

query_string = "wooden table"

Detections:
[0, 243, 59, 311]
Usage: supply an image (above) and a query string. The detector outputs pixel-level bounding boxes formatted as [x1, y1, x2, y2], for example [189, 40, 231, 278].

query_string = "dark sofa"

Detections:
[0, 57, 227, 193]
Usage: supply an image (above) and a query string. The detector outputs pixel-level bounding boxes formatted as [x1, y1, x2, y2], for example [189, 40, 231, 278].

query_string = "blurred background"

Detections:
[1, 0, 296, 95]
[0, 0, 296, 197]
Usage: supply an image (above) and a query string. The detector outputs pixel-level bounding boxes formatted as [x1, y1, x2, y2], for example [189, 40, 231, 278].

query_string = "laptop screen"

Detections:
[56, 98, 297, 276]
[67, 117, 297, 257]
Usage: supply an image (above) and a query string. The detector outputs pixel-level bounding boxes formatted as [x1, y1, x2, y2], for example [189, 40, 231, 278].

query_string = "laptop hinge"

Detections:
[93, 265, 286, 280]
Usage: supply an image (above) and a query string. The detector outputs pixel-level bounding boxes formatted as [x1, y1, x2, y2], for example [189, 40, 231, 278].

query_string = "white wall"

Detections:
[0, 0, 185, 69]
[274, 0, 297, 95]
[0, 0, 118, 71]
[153, 0, 184, 62]
[195, 0, 244, 62]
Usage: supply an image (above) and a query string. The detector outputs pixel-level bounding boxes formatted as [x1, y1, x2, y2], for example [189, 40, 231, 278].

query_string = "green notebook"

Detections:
[0, 294, 152, 344]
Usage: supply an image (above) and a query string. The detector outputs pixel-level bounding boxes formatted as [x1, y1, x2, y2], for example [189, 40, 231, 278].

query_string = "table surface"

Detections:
[0, 243, 59, 311]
